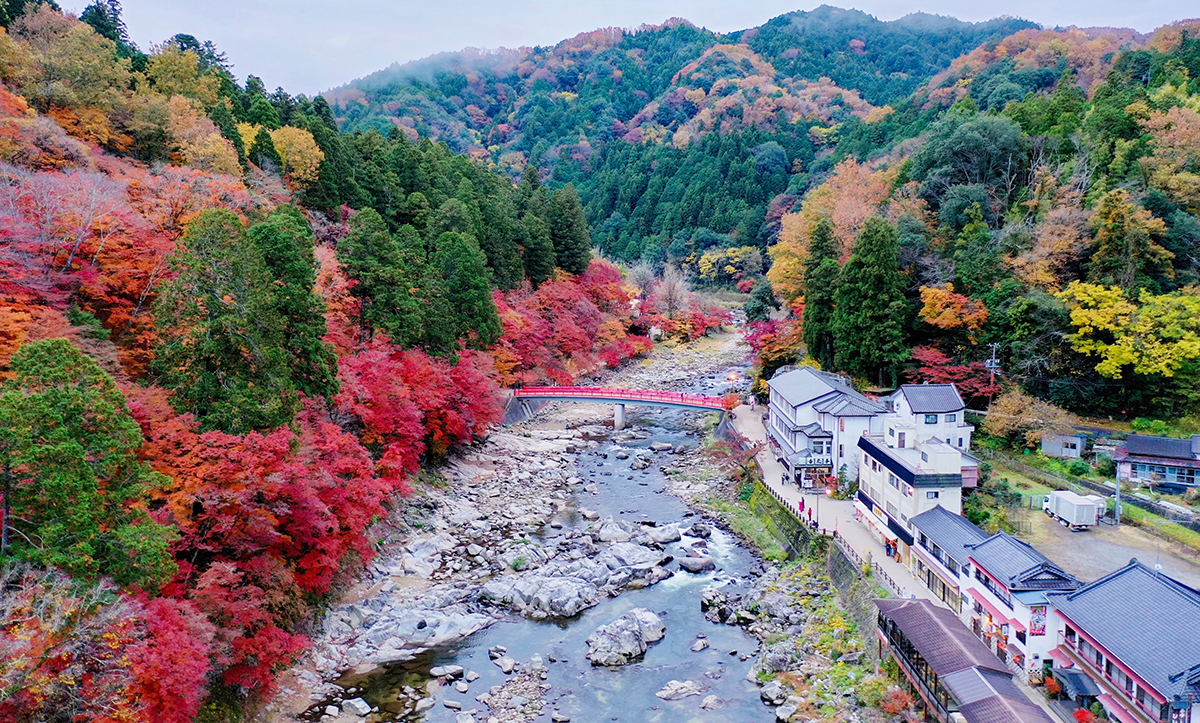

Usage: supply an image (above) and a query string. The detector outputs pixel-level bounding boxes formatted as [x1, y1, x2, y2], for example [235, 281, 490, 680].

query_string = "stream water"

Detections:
[314, 365, 774, 722]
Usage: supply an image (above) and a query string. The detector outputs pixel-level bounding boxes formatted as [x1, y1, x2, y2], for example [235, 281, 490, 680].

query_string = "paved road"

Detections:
[729, 406, 936, 602]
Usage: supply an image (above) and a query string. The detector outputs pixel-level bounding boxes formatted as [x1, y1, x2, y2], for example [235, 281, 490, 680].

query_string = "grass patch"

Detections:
[1119, 504, 1200, 552]
[708, 497, 788, 562]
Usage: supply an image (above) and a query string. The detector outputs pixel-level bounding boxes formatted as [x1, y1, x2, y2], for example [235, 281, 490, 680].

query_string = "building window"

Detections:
[920, 451, 929, 462]
[926, 491, 939, 499]
[1065, 626, 1076, 646]
[898, 432, 906, 448]
[1136, 686, 1146, 707]
[958, 438, 963, 447]
[888, 427, 894, 437]
[838, 444, 844, 458]
[839, 417, 845, 432]
[889, 474, 900, 489]
[946, 413, 957, 423]
[886, 502, 898, 517]
[903, 485, 912, 497]
[925, 414, 938, 424]
[1105, 660, 1113, 679]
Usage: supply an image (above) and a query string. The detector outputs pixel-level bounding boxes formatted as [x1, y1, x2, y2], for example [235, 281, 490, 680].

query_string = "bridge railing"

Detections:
[514, 386, 725, 409]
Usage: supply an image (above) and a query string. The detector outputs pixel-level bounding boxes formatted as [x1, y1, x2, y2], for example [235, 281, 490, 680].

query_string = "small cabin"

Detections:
[1041, 433, 1086, 459]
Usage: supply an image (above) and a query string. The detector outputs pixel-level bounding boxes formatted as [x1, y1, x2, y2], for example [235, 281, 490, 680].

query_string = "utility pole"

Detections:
[984, 343, 1001, 411]
[1113, 477, 1121, 527]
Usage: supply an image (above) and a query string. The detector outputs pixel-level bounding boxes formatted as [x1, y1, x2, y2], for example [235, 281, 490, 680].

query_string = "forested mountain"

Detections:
[327, 7, 1034, 265]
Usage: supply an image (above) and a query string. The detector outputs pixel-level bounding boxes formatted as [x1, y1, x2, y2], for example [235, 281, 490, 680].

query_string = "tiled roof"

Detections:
[958, 692, 1056, 723]
[965, 533, 1080, 592]
[878, 599, 1055, 723]
[876, 598, 1010, 677]
[769, 367, 884, 415]
[1045, 560, 1200, 700]
[910, 505, 987, 568]
[1122, 434, 1199, 461]
[896, 384, 965, 413]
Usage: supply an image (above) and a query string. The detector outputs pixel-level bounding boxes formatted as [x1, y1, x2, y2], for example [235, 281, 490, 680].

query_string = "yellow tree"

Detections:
[142, 44, 220, 106]
[1057, 281, 1200, 378]
[1140, 106, 1200, 212]
[269, 126, 324, 187]
[767, 158, 895, 302]
[1088, 189, 1171, 291]
[166, 96, 239, 176]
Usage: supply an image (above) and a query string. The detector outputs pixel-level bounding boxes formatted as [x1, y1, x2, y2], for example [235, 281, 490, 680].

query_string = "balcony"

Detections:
[1054, 637, 1159, 723]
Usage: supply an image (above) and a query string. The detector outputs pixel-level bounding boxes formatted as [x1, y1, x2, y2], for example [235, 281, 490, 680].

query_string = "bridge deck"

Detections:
[513, 386, 725, 410]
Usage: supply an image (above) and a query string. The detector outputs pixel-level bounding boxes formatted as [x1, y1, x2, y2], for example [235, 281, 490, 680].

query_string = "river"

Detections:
[294, 340, 788, 723]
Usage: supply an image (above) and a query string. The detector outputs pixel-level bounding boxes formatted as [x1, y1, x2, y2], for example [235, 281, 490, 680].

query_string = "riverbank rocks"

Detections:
[655, 680, 703, 700]
[678, 555, 716, 573]
[760, 680, 787, 705]
[586, 608, 665, 666]
[650, 442, 673, 452]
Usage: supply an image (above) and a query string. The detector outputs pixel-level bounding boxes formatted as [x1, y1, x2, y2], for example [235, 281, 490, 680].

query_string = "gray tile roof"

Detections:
[958, 692, 1056, 723]
[910, 505, 988, 568]
[897, 384, 966, 413]
[1045, 560, 1200, 700]
[1123, 434, 1199, 461]
[965, 533, 1080, 592]
[769, 367, 885, 415]
[876, 598, 1011, 677]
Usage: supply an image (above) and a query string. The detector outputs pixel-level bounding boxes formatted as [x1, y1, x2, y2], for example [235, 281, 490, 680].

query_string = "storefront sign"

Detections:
[1029, 605, 1047, 636]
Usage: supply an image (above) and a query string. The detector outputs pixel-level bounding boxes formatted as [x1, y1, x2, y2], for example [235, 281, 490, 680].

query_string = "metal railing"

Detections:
[514, 385, 726, 410]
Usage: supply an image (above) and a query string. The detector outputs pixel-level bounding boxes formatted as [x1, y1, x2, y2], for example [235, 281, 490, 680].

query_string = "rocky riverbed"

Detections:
[266, 335, 899, 723]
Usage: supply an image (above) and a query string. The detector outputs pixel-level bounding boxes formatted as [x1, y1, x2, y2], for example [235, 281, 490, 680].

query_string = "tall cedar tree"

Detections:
[152, 209, 299, 433]
[833, 217, 908, 386]
[249, 126, 282, 173]
[801, 218, 840, 367]
[246, 94, 281, 129]
[0, 339, 176, 589]
[339, 208, 423, 347]
[547, 184, 592, 275]
[522, 214, 556, 288]
[434, 231, 502, 348]
[246, 207, 339, 398]
[742, 277, 778, 323]
[953, 204, 1005, 296]
[397, 224, 456, 354]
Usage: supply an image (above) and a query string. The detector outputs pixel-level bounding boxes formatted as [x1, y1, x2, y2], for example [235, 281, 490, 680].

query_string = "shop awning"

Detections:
[1048, 647, 1074, 668]
[1009, 617, 1027, 633]
[967, 588, 1010, 625]
[1096, 694, 1142, 723]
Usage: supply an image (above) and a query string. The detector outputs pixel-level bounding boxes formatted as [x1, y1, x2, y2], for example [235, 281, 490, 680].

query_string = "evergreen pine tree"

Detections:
[153, 209, 298, 433]
[247, 94, 282, 129]
[547, 183, 592, 275]
[434, 231, 501, 349]
[802, 218, 840, 368]
[208, 102, 246, 167]
[953, 204, 1005, 296]
[0, 339, 177, 590]
[247, 207, 339, 398]
[744, 277, 780, 323]
[522, 214, 556, 288]
[249, 126, 282, 173]
[832, 217, 908, 387]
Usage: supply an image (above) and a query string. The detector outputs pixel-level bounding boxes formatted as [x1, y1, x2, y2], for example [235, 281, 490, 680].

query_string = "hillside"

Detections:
[323, 8, 1038, 264]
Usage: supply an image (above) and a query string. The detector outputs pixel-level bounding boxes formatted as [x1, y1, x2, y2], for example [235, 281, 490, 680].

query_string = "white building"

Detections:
[882, 384, 979, 487]
[959, 532, 1081, 680]
[766, 366, 885, 487]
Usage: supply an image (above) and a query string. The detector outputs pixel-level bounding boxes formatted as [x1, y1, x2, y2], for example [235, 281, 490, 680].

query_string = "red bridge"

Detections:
[513, 386, 727, 429]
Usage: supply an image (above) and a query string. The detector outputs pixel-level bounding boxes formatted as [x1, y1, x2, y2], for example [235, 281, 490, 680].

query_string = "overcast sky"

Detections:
[59, 1, 1199, 95]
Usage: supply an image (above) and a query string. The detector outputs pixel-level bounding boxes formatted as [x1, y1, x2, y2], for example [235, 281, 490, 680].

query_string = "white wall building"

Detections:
[766, 367, 885, 487]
